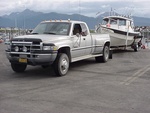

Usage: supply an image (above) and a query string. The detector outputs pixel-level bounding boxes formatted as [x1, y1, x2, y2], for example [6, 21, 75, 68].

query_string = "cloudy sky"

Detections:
[0, 0, 150, 18]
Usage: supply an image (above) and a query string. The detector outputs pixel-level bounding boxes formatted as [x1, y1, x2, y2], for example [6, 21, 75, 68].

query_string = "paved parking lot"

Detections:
[0, 43, 150, 113]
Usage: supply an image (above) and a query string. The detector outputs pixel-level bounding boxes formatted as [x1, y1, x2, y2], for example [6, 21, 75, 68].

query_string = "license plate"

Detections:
[19, 58, 27, 63]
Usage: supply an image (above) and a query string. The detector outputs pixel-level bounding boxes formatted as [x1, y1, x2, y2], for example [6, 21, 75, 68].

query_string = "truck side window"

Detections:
[73, 24, 82, 35]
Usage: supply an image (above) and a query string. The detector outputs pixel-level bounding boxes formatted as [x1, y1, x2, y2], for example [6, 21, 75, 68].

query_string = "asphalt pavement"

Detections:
[0, 43, 150, 113]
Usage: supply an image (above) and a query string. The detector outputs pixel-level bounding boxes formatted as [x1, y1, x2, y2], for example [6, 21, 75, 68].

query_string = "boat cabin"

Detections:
[101, 16, 135, 32]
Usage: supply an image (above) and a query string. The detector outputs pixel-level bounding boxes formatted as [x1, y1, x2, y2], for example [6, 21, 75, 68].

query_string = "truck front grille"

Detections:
[10, 38, 42, 53]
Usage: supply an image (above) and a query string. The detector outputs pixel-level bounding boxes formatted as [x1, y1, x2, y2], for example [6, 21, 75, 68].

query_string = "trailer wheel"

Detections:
[11, 63, 27, 73]
[134, 44, 139, 52]
[95, 44, 109, 63]
[53, 53, 69, 76]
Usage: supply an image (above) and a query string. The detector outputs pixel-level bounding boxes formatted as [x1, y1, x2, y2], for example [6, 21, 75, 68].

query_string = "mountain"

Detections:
[133, 16, 150, 26]
[0, 17, 13, 27]
[0, 9, 150, 29]
[3, 9, 43, 21]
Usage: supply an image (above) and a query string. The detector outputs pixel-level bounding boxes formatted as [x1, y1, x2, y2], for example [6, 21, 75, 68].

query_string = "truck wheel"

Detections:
[53, 53, 69, 76]
[95, 44, 109, 63]
[11, 63, 27, 73]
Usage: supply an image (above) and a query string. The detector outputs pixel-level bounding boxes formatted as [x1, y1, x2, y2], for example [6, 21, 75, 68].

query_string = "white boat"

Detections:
[96, 15, 142, 51]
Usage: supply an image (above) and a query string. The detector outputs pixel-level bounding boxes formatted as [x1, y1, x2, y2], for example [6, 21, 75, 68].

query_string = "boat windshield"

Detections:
[32, 22, 71, 35]
[102, 17, 127, 26]
[110, 19, 117, 25]
[119, 19, 126, 26]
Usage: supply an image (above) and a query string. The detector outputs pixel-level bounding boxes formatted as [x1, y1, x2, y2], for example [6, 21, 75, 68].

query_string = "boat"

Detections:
[96, 15, 142, 51]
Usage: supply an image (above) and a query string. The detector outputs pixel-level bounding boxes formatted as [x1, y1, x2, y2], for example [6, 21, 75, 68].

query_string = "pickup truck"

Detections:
[5, 20, 112, 76]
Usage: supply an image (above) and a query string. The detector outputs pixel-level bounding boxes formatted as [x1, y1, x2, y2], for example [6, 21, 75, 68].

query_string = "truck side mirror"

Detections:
[81, 30, 88, 36]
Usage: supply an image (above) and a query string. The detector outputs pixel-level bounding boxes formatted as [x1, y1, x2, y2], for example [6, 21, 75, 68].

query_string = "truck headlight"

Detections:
[43, 43, 58, 51]
[43, 46, 51, 50]
[43, 46, 58, 51]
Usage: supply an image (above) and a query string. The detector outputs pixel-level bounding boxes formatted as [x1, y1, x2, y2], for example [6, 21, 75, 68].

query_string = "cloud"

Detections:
[0, 0, 150, 18]
[101, 5, 110, 8]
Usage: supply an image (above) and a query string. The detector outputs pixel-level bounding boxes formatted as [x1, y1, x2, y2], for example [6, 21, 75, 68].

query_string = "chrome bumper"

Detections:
[6, 52, 57, 65]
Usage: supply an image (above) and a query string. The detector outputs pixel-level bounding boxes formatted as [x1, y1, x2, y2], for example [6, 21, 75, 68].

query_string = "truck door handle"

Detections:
[83, 38, 86, 40]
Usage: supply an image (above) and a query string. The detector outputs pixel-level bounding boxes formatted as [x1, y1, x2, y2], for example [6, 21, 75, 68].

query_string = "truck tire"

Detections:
[95, 44, 109, 63]
[53, 53, 69, 76]
[11, 63, 27, 73]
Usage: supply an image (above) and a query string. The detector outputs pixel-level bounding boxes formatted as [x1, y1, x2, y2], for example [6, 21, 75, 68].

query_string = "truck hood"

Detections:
[13, 34, 69, 43]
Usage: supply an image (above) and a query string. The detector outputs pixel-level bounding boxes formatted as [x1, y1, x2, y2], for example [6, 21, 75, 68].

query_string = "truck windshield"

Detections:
[32, 22, 70, 35]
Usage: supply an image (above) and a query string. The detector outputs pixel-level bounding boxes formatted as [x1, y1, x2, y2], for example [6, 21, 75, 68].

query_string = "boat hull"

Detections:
[99, 27, 141, 48]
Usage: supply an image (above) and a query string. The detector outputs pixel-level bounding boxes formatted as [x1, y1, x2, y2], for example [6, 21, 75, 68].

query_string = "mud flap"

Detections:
[109, 49, 113, 59]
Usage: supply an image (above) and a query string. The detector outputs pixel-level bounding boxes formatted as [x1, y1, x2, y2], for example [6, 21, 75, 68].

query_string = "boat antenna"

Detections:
[110, 7, 116, 16]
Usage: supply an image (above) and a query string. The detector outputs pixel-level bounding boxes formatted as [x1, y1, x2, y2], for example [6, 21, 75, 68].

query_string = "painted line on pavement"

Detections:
[120, 65, 150, 85]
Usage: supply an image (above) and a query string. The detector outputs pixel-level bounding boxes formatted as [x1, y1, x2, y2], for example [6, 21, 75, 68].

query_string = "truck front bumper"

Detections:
[6, 52, 57, 65]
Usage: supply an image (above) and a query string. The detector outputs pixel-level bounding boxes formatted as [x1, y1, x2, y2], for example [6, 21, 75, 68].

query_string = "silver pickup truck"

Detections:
[6, 20, 112, 76]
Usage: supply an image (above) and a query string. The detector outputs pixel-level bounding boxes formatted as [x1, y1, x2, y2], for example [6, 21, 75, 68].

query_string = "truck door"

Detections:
[80, 23, 92, 55]
[71, 24, 85, 58]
